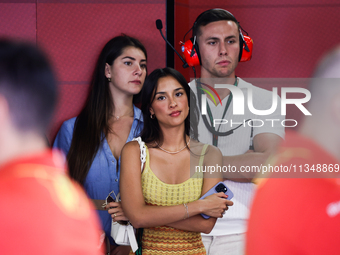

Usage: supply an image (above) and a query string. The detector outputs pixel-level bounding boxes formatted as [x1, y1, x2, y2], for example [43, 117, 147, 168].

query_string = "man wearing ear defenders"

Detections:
[186, 9, 285, 255]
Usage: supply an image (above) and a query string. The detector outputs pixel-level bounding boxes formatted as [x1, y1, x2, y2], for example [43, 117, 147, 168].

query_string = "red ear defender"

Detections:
[180, 40, 200, 67]
[240, 35, 253, 62]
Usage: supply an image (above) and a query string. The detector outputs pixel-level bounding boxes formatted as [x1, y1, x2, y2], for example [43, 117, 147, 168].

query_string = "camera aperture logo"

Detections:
[199, 83, 311, 128]
[199, 83, 222, 106]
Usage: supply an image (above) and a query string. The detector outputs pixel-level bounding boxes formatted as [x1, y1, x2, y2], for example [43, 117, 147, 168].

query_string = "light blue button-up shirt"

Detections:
[53, 105, 143, 241]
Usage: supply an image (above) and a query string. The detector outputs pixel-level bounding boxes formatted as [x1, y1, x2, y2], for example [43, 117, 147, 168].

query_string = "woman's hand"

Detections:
[105, 201, 129, 222]
[200, 192, 233, 218]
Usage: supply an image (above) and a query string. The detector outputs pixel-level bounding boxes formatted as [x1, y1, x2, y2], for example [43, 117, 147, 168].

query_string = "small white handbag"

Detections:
[110, 192, 138, 252]
[110, 137, 146, 253]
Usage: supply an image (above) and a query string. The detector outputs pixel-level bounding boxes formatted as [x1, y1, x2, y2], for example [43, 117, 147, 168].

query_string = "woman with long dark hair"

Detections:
[53, 35, 147, 254]
[120, 68, 233, 254]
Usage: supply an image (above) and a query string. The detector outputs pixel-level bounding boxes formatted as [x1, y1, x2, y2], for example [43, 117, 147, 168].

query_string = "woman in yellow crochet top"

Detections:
[120, 67, 233, 254]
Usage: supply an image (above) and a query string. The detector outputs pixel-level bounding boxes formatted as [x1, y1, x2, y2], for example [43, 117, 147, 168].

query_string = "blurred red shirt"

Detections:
[247, 131, 340, 255]
[0, 149, 103, 255]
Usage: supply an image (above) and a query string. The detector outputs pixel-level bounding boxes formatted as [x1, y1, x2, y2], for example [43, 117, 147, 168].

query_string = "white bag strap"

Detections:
[127, 225, 138, 252]
[132, 137, 146, 172]
[115, 192, 120, 202]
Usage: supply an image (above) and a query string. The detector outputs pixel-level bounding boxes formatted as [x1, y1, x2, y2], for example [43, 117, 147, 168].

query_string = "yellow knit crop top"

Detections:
[141, 144, 207, 206]
[135, 144, 208, 255]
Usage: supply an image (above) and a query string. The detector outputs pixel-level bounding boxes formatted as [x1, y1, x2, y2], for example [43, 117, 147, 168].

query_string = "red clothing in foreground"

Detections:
[0, 150, 103, 255]
[247, 131, 340, 255]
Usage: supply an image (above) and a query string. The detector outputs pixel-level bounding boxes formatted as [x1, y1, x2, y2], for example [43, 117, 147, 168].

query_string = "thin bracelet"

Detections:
[183, 203, 189, 219]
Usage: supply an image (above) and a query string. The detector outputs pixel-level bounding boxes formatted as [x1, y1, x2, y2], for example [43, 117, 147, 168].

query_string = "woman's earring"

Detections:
[107, 77, 111, 82]
[150, 114, 155, 119]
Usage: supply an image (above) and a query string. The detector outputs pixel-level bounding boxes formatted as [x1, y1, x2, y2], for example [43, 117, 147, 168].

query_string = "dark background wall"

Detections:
[0, 0, 166, 143]
[0, 0, 339, 142]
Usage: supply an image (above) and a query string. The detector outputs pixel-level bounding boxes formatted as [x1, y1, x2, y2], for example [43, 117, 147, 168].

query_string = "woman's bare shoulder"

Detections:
[189, 139, 204, 152]
[190, 139, 221, 155]
[122, 140, 141, 155]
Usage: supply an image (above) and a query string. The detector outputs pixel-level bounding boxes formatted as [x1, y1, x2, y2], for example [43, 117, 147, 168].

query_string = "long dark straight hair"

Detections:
[67, 35, 147, 185]
[140, 67, 199, 147]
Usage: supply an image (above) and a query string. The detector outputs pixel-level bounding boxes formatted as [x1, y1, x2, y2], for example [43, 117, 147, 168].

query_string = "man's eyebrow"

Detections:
[205, 35, 237, 41]
[224, 35, 237, 40]
[122, 56, 147, 62]
[205, 36, 219, 41]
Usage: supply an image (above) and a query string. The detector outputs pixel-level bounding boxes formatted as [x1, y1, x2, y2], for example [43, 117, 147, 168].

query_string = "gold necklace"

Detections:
[112, 108, 133, 121]
[157, 138, 190, 154]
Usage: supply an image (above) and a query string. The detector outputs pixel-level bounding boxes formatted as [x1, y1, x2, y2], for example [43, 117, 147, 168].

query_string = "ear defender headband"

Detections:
[180, 9, 253, 67]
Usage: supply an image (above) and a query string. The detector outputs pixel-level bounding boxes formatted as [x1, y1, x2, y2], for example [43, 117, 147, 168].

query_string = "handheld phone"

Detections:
[106, 194, 116, 208]
[199, 182, 234, 219]
[106, 192, 129, 225]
